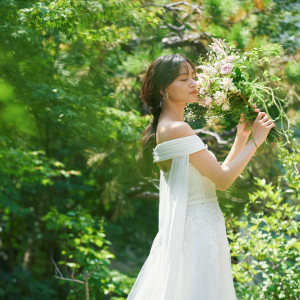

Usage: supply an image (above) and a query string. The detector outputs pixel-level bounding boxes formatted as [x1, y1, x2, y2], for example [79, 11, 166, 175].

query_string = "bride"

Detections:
[127, 54, 275, 300]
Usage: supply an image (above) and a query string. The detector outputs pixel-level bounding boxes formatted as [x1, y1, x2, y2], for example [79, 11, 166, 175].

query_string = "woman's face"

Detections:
[164, 62, 198, 103]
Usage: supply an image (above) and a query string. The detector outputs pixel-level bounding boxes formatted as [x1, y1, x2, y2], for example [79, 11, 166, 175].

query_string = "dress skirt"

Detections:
[127, 201, 237, 300]
[177, 201, 237, 299]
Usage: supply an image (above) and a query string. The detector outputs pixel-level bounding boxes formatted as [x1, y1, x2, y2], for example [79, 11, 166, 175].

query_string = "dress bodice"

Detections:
[187, 161, 216, 205]
[163, 149, 217, 205]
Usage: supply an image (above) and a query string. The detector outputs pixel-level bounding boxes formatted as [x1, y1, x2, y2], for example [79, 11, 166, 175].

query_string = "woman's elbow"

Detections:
[216, 185, 227, 191]
[215, 169, 232, 191]
[216, 182, 231, 191]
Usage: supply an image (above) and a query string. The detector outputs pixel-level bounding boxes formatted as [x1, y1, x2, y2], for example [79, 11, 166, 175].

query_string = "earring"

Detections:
[163, 91, 169, 101]
[160, 91, 167, 108]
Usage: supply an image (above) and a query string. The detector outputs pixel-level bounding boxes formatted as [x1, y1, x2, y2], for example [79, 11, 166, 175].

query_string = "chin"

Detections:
[186, 96, 198, 103]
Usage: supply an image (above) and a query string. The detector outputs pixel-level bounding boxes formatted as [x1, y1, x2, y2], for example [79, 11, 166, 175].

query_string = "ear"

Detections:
[160, 88, 165, 96]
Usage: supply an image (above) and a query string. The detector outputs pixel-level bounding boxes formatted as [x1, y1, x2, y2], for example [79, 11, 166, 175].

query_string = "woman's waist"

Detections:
[187, 195, 218, 206]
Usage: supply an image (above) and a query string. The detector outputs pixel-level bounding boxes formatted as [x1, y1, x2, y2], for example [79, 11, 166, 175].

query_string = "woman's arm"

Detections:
[222, 108, 257, 167]
[221, 135, 248, 167]
[169, 109, 275, 191]
[190, 137, 258, 191]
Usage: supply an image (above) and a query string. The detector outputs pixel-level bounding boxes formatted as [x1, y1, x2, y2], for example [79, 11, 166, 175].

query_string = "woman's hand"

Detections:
[252, 107, 276, 147]
[236, 113, 252, 140]
[236, 103, 257, 140]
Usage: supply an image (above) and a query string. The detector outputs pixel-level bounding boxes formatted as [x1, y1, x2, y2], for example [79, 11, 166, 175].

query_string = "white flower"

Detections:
[205, 96, 213, 108]
[197, 66, 217, 76]
[197, 74, 211, 92]
[221, 77, 235, 91]
[185, 111, 196, 122]
[213, 61, 221, 69]
[197, 97, 206, 107]
[222, 102, 230, 111]
[230, 85, 238, 93]
[197, 65, 206, 71]
[198, 88, 206, 95]
[207, 66, 217, 75]
[197, 74, 207, 85]
[213, 91, 227, 106]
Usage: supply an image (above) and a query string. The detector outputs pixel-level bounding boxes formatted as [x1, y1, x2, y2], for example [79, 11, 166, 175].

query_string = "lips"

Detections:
[189, 90, 198, 94]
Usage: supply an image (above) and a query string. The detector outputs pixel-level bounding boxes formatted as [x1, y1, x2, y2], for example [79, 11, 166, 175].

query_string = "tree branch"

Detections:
[51, 256, 84, 284]
[51, 256, 100, 300]
[51, 256, 63, 278]
[194, 128, 229, 144]
[162, 33, 211, 50]
[163, 1, 203, 16]
[127, 191, 159, 200]
[163, 22, 185, 33]
[54, 275, 84, 285]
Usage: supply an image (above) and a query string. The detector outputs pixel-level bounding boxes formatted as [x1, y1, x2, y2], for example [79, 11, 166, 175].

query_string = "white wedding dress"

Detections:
[127, 135, 237, 300]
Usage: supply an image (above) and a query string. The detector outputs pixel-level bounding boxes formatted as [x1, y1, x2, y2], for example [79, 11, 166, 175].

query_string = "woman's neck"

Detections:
[160, 101, 186, 122]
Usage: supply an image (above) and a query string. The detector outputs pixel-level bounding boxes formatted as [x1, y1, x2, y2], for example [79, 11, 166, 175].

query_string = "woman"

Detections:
[127, 54, 275, 299]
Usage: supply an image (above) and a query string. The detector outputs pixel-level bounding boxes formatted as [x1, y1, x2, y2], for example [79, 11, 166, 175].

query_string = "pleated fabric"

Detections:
[127, 135, 208, 300]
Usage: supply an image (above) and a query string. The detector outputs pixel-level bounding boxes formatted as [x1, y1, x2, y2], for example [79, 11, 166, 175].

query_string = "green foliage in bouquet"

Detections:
[186, 38, 292, 146]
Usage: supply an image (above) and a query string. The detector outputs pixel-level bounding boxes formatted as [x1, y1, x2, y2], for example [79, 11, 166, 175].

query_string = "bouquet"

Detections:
[192, 38, 291, 145]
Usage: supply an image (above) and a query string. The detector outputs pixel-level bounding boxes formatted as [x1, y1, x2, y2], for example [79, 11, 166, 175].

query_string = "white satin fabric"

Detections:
[127, 135, 237, 300]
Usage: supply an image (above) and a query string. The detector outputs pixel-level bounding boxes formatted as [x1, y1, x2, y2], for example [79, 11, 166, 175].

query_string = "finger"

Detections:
[239, 113, 246, 122]
[261, 115, 270, 122]
[266, 123, 276, 128]
[264, 119, 273, 126]
[256, 111, 267, 121]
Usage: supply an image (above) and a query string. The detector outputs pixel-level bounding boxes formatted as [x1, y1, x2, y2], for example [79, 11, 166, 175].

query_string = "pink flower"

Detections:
[226, 55, 235, 63]
[198, 96, 213, 108]
[210, 38, 225, 55]
[220, 63, 233, 75]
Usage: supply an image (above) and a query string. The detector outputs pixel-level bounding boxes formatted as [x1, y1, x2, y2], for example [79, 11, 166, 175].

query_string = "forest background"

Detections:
[0, 0, 299, 299]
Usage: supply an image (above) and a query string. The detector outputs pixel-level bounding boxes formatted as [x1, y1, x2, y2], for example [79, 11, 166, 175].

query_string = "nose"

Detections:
[190, 78, 197, 87]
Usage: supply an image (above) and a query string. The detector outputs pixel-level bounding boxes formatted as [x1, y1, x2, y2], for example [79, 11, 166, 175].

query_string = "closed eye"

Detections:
[181, 77, 196, 81]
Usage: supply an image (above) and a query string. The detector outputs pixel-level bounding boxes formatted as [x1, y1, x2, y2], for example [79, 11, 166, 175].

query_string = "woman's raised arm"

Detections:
[169, 109, 275, 191]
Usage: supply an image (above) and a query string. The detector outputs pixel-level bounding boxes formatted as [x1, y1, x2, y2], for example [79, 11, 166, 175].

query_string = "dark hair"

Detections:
[137, 54, 195, 176]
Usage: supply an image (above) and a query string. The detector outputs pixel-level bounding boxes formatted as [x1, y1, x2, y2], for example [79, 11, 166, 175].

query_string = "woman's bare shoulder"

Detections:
[156, 120, 196, 145]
